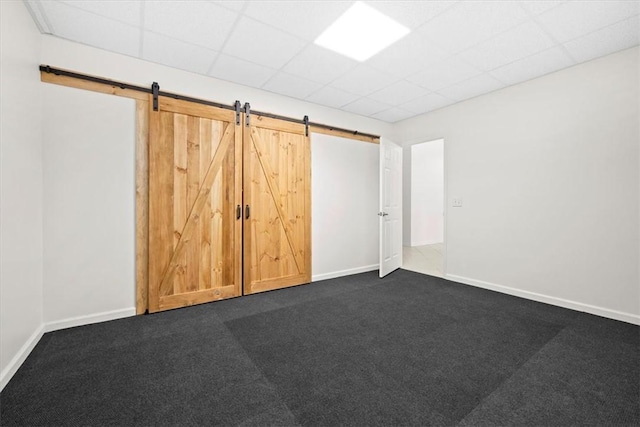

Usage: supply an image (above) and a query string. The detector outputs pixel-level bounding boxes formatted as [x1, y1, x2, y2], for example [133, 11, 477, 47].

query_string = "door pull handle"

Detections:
[236, 205, 241, 220]
[378, 212, 389, 217]
[245, 205, 250, 219]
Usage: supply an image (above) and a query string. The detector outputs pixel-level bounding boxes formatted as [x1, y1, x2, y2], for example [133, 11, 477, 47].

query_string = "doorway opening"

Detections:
[403, 138, 444, 277]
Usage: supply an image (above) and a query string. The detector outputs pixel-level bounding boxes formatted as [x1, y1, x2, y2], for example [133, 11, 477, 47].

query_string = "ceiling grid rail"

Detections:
[39, 65, 381, 143]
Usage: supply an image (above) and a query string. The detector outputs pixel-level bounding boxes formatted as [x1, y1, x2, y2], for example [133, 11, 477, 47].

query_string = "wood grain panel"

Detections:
[243, 118, 311, 295]
[251, 128, 303, 272]
[222, 142, 234, 286]
[310, 125, 380, 144]
[149, 97, 241, 313]
[173, 114, 188, 295]
[249, 275, 313, 294]
[252, 114, 305, 135]
[135, 99, 149, 314]
[40, 70, 148, 101]
[199, 119, 212, 291]
[157, 125, 233, 297]
[211, 151, 224, 288]
[210, 119, 225, 290]
[159, 97, 235, 123]
[149, 109, 174, 311]
[186, 116, 201, 293]
[158, 286, 236, 311]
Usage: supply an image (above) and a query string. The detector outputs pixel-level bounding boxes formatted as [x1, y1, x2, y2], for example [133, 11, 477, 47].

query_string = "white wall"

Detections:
[0, 0, 44, 388]
[410, 140, 444, 246]
[396, 47, 640, 323]
[312, 134, 379, 280]
[42, 85, 136, 326]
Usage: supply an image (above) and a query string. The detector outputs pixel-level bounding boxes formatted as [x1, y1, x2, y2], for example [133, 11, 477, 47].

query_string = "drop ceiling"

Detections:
[25, 1, 640, 123]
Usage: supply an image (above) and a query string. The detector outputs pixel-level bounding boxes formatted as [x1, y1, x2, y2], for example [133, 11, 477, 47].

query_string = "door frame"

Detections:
[405, 137, 448, 278]
[136, 99, 150, 314]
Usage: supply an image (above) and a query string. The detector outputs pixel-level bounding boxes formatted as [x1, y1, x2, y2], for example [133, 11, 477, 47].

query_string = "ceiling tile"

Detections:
[519, 1, 566, 16]
[283, 45, 358, 85]
[457, 21, 556, 71]
[537, 1, 640, 43]
[144, 1, 237, 51]
[243, 1, 351, 41]
[209, 1, 247, 13]
[371, 107, 416, 123]
[369, 1, 457, 29]
[489, 46, 574, 86]
[365, 32, 449, 78]
[305, 86, 360, 109]
[142, 32, 217, 75]
[437, 74, 504, 101]
[400, 93, 454, 114]
[563, 16, 640, 63]
[341, 98, 392, 117]
[222, 17, 306, 69]
[368, 80, 430, 105]
[406, 56, 483, 91]
[416, 1, 530, 55]
[60, 0, 141, 26]
[330, 65, 399, 96]
[209, 53, 277, 88]
[40, 1, 140, 57]
[261, 72, 324, 99]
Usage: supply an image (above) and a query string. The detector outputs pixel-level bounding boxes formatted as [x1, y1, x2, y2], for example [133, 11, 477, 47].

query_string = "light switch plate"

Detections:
[453, 197, 463, 207]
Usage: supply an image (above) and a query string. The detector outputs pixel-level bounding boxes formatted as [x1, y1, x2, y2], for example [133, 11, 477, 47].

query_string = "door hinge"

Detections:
[234, 100, 241, 125]
[151, 82, 159, 111]
[244, 102, 251, 127]
[303, 115, 309, 137]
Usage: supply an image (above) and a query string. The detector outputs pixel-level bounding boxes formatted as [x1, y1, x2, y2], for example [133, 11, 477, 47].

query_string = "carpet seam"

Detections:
[454, 324, 568, 426]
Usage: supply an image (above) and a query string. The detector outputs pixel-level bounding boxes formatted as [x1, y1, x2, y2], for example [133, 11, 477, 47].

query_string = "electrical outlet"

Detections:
[453, 197, 463, 207]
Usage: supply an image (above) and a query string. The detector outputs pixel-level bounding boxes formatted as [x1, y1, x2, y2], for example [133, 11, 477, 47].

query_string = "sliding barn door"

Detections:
[243, 115, 311, 294]
[148, 97, 242, 312]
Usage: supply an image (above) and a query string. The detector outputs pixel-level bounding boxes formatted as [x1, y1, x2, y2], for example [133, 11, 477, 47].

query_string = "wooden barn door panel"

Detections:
[243, 115, 311, 295]
[148, 97, 242, 312]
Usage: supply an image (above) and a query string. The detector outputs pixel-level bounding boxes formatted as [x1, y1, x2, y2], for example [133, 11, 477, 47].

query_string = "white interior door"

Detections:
[379, 137, 403, 277]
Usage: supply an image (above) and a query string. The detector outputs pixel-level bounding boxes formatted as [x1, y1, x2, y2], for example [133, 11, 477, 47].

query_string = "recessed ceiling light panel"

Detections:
[314, 1, 410, 62]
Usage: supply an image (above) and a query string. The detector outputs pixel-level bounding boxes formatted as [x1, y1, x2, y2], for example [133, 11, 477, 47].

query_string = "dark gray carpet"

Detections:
[1, 269, 638, 426]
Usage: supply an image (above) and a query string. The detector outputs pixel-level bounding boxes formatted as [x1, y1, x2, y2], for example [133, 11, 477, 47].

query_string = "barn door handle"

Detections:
[245, 205, 250, 219]
[236, 205, 241, 220]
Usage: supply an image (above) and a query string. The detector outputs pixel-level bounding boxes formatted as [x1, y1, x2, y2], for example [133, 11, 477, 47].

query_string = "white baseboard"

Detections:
[411, 239, 443, 247]
[1, 307, 137, 392]
[44, 307, 136, 333]
[312, 264, 379, 282]
[445, 274, 640, 325]
[0, 324, 44, 392]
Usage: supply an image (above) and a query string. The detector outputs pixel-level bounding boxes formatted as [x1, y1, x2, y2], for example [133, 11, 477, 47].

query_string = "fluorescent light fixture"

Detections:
[314, 1, 410, 62]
